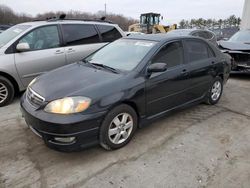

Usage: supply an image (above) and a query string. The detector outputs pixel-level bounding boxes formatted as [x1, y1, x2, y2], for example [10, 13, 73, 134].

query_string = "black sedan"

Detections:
[21, 34, 231, 152]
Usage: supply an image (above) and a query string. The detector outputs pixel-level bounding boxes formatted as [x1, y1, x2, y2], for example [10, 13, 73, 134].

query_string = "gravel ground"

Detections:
[0, 75, 249, 188]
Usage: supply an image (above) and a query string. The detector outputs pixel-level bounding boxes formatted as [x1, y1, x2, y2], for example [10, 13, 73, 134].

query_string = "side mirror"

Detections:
[147, 63, 167, 73]
[16, 42, 30, 52]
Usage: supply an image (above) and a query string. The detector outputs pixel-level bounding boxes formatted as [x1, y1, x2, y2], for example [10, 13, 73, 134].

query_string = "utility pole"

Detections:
[241, 0, 250, 29]
[104, 3, 107, 16]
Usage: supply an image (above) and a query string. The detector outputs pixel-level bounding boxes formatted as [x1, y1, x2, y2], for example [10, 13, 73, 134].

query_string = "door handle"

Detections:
[55, 50, 64, 54]
[67, 48, 75, 53]
[181, 69, 188, 76]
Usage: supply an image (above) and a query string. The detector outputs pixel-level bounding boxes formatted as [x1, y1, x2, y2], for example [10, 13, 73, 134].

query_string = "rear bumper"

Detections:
[20, 94, 107, 152]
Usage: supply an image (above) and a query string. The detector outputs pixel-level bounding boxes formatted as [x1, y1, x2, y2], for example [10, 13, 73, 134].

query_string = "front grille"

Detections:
[26, 87, 45, 107]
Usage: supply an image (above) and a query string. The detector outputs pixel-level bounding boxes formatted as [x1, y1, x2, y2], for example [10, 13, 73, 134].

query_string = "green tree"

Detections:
[179, 19, 186, 29]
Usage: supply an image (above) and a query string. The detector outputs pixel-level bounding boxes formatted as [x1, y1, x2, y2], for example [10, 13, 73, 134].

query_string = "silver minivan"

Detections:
[0, 19, 125, 106]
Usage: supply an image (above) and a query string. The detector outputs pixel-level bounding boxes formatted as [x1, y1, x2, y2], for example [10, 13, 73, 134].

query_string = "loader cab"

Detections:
[140, 13, 161, 34]
[140, 13, 161, 26]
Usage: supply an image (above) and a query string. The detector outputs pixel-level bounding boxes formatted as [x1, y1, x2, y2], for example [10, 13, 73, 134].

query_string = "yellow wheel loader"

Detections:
[128, 13, 177, 34]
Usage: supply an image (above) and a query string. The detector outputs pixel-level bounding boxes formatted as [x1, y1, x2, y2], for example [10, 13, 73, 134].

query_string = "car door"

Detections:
[14, 25, 66, 87]
[183, 39, 216, 100]
[146, 40, 191, 117]
[61, 24, 105, 64]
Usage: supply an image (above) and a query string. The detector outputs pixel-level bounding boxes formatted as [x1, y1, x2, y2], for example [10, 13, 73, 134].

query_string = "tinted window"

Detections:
[185, 40, 209, 62]
[62, 24, 100, 46]
[152, 41, 184, 68]
[97, 25, 122, 42]
[19, 25, 60, 51]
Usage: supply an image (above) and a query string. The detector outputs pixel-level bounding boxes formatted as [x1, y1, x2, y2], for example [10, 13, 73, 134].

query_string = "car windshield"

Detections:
[229, 30, 250, 43]
[0, 25, 31, 48]
[86, 39, 156, 71]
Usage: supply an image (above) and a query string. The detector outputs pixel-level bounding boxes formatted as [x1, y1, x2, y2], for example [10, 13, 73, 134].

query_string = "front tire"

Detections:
[0, 76, 15, 107]
[206, 77, 223, 105]
[99, 104, 138, 150]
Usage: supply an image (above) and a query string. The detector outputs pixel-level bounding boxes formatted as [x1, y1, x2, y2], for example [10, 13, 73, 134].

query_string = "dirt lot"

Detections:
[0, 75, 250, 188]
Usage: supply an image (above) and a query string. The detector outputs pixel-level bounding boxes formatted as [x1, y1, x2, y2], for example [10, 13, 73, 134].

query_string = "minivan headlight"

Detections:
[44, 97, 91, 114]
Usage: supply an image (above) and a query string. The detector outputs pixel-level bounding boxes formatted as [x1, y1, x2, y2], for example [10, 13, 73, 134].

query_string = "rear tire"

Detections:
[99, 104, 138, 150]
[205, 77, 223, 105]
[0, 76, 15, 107]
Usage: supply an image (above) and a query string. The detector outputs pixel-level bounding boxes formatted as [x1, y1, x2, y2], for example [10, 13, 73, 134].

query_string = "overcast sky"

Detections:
[1, 0, 245, 24]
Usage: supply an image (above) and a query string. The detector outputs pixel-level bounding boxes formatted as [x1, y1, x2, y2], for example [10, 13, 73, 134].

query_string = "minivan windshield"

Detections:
[0, 25, 31, 48]
[86, 39, 156, 71]
[229, 30, 250, 43]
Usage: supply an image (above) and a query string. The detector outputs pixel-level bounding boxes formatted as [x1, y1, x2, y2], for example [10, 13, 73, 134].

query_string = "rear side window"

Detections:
[152, 41, 184, 68]
[62, 24, 100, 46]
[97, 25, 122, 42]
[185, 40, 211, 62]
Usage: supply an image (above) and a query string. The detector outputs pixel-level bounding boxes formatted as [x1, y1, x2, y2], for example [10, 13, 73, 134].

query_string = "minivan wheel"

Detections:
[0, 76, 15, 107]
[206, 77, 223, 105]
[99, 104, 138, 150]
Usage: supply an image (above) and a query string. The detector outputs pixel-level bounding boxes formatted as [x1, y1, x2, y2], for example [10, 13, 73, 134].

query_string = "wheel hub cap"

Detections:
[211, 81, 222, 101]
[108, 113, 133, 145]
[0, 83, 8, 104]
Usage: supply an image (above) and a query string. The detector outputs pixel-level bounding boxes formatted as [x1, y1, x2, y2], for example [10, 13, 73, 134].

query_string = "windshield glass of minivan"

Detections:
[0, 25, 31, 48]
[229, 30, 250, 43]
[86, 39, 156, 71]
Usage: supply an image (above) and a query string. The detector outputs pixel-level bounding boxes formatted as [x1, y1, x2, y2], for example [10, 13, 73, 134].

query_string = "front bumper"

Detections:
[20, 94, 107, 152]
[222, 50, 250, 72]
[233, 63, 250, 72]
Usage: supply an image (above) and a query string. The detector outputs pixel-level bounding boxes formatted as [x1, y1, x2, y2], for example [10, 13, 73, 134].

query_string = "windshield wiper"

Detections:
[91, 62, 120, 74]
[82, 59, 100, 69]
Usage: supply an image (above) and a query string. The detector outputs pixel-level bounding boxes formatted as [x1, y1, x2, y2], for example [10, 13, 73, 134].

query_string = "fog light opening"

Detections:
[54, 137, 76, 143]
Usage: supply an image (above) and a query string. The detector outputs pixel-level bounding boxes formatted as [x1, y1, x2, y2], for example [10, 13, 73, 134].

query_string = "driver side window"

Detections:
[152, 41, 184, 68]
[19, 25, 60, 51]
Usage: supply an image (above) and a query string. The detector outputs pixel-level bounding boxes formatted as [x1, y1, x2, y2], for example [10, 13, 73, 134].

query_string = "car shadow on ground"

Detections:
[230, 72, 250, 80]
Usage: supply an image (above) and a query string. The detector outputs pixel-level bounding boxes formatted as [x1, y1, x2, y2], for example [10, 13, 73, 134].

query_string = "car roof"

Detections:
[124, 33, 198, 42]
[17, 20, 118, 27]
[167, 29, 214, 36]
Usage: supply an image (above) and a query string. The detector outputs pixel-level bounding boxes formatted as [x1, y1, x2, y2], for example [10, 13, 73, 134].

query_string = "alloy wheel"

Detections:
[211, 81, 222, 101]
[108, 113, 134, 145]
[0, 83, 8, 104]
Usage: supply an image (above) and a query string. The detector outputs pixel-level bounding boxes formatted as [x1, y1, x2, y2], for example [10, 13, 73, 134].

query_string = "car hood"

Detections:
[31, 62, 124, 101]
[218, 40, 250, 51]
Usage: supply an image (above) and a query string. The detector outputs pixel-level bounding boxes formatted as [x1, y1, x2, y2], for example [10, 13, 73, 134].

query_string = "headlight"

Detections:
[44, 97, 91, 114]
